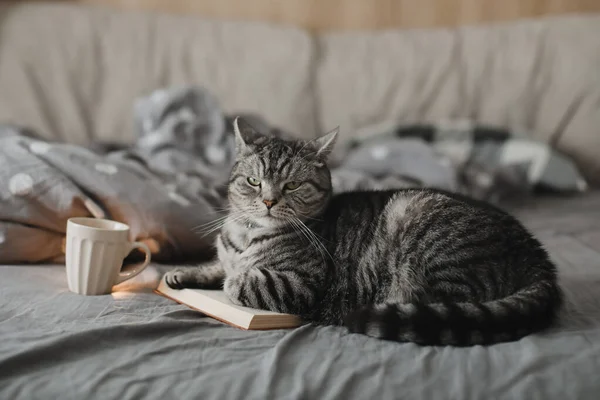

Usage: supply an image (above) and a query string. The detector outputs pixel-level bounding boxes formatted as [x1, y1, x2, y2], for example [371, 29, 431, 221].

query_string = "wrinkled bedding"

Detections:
[0, 87, 588, 264]
[0, 87, 598, 399]
[1, 192, 599, 399]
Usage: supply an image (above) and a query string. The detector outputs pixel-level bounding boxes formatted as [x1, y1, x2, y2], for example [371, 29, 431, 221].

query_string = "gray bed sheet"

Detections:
[1, 192, 600, 399]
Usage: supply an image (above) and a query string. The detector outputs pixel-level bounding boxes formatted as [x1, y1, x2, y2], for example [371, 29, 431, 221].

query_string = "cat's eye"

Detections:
[284, 181, 302, 191]
[247, 177, 261, 186]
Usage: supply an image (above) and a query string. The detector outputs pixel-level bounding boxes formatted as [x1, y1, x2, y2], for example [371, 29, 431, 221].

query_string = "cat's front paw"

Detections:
[223, 274, 247, 307]
[164, 268, 189, 290]
[164, 264, 225, 290]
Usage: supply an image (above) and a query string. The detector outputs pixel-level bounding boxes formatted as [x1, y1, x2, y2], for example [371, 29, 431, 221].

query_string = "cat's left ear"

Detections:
[314, 127, 339, 159]
[233, 117, 265, 155]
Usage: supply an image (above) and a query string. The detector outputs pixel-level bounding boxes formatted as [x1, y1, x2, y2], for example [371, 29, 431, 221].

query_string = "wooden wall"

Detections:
[36, 0, 600, 31]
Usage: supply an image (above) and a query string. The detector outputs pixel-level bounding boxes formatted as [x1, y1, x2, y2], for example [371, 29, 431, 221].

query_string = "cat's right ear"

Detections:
[233, 116, 264, 155]
[314, 126, 339, 159]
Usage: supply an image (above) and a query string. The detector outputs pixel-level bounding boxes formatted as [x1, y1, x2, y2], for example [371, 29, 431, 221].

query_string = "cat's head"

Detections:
[228, 117, 338, 228]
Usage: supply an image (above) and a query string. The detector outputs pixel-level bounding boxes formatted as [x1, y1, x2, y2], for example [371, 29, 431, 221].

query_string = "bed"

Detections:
[2, 191, 599, 399]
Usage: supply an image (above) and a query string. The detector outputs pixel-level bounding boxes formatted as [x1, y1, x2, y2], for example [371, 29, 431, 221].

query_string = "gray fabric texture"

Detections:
[0, 87, 588, 265]
[1, 191, 599, 399]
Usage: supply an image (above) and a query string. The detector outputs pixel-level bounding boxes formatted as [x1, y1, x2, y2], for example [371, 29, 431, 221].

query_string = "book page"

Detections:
[157, 279, 287, 316]
[192, 288, 286, 316]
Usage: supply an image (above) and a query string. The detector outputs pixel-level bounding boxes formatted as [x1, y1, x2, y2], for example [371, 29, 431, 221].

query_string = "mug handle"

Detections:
[115, 242, 152, 285]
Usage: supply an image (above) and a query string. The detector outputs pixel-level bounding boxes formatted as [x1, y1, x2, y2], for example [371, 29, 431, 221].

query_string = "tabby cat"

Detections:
[164, 117, 562, 346]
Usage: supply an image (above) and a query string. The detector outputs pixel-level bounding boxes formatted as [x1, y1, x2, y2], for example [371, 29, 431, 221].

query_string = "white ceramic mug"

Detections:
[65, 217, 151, 295]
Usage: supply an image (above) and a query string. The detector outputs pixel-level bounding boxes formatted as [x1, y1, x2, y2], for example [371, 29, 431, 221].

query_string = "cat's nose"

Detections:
[262, 199, 278, 209]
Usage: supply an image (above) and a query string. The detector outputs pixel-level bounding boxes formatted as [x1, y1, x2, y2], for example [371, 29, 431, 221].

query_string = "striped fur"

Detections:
[165, 117, 562, 346]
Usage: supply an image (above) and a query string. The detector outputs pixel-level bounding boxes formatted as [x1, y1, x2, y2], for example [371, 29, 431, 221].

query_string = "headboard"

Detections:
[68, 0, 600, 31]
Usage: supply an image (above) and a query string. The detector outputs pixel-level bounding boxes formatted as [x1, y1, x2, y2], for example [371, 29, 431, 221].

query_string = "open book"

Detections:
[156, 278, 302, 330]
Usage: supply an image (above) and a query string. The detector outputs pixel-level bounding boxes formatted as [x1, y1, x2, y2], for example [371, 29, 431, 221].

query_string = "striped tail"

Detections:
[344, 280, 562, 346]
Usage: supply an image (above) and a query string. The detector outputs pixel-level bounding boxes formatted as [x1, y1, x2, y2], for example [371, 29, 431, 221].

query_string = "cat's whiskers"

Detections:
[192, 214, 233, 231]
[287, 216, 332, 265]
[194, 205, 248, 230]
[199, 214, 249, 238]
[294, 210, 323, 222]
[193, 211, 248, 237]
[295, 217, 335, 264]
[286, 217, 325, 263]
[208, 206, 236, 214]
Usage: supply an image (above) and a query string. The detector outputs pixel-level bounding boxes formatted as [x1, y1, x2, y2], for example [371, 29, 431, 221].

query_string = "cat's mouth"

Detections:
[257, 209, 288, 223]
[259, 209, 272, 218]
[266, 212, 286, 221]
